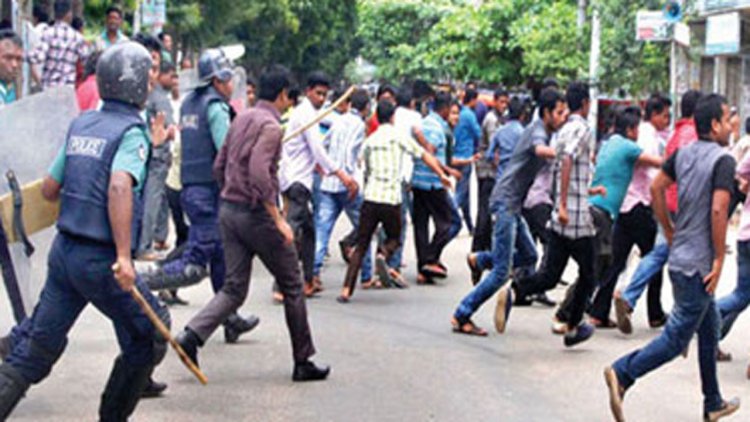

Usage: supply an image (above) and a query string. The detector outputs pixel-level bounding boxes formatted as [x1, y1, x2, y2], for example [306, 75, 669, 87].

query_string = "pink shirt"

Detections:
[620, 122, 664, 213]
[75, 74, 99, 111]
[738, 154, 750, 241]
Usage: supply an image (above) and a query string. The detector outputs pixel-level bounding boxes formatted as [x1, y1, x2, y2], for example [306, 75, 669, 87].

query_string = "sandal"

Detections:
[451, 317, 488, 337]
[421, 264, 447, 279]
[417, 273, 436, 285]
[362, 279, 385, 290]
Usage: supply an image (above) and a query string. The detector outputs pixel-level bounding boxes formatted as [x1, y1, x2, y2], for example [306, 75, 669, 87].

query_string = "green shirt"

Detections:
[208, 101, 230, 150]
[48, 126, 151, 193]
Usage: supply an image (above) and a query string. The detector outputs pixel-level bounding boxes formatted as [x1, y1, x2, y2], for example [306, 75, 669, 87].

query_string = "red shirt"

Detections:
[665, 118, 698, 213]
[366, 113, 379, 136]
[76, 74, 100, 111]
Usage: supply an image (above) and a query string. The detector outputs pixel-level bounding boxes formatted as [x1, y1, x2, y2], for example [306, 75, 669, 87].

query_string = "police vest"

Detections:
[180, 86, 226, 186]
[57, 100, 148, 248]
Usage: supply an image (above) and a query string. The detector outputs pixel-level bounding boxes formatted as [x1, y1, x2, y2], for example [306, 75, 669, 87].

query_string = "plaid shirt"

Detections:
[31, 22, 89, 89]
[548, 114, 596, 239]
[362, 123, 425, 205]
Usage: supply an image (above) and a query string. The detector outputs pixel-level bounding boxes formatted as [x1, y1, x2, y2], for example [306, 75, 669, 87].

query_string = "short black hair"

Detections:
[54, 0, 72, 20]
[508, 96, 527, 120]
[332, 87, 350, 104]
[614, 106, 643, 137]
[413, 80, 434, 100]
[542, 77, 559, 90]
[494, 88, 509, 99]
[159, 60, 176, 74]
[157, 32, 170, 42]
[33, 6, 49, 24]
[82, 50, 101, 79]
[645, 93, 671, 120]
[566, 81, 590, 113]
[433, 91, 452, 113]
[377, 100, 396, 124]
[351, 88, 370, 112]
[538, 88, 565, 120]
[132, 33, 162, 53]
[258, 64, 291, 102]
[106, 6, 123, 18]
[72, 16, 84, 31]
[0, 29, 22, 47]
[306, 71, 330, 89]
[463, 88, 478, 105]
[694, 94, 727, 139]
[680, 90, 702, 119]
[246, 76, 256, 87]
[395, 87, 412, 107]
[376, 83, 396, 100]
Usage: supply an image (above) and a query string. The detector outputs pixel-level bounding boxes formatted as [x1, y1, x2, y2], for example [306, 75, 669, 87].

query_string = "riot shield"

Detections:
[0, 86, 79, 325]
[178, 68, 200, 98]
[229, 66, 248, 112]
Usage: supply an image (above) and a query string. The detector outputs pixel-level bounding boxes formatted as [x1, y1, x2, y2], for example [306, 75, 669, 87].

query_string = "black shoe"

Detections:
[511, 283, 532, 306]
[0, 335, 11, 361]
[140, 377, 168, 398]
[176, 328, 202, 368]
[532, 293, 556, 308]
[292, 361, 330, 382]
[224, 314, 261, 344]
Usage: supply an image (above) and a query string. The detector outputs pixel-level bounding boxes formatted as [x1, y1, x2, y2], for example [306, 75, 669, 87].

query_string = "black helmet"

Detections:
[197, 48, 234, 86]
[96, 41, 152, 107]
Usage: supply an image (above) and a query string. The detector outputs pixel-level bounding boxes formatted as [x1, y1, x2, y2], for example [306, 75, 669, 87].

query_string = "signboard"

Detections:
[674, 22, 690, 47]
[706, 12, 741, 55]
[636, 11, 671, 41]
[141, 0, 167, 30]
[702, 0, 750, 12]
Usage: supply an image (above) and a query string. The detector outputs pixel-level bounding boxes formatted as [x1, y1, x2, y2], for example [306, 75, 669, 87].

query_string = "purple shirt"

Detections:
[214, 101, 283, 206]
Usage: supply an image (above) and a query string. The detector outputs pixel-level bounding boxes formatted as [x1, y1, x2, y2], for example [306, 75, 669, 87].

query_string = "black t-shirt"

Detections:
[663, 143, 736, 193]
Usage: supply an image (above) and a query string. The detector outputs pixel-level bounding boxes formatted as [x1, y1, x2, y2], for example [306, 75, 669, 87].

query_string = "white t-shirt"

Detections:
[394, 107, 423, 183]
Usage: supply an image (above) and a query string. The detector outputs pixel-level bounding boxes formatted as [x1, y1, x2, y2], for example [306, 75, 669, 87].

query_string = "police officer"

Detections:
[148, 48, 259, 343]
[0, 42, 169, 421]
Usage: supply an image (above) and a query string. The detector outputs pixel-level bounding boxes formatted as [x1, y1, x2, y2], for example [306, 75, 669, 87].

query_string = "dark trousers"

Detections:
[284, 183, 315, 283]
[166, 186, 189, 247]
[412, 188, 453, 270]
[471, 177, 495, 252]
[521, 203, 552, 246]
[344, 201, 402, 295]
[517, 231, 596, 328]
[187, 202, 315, 363]
[590, 204, 664, 322]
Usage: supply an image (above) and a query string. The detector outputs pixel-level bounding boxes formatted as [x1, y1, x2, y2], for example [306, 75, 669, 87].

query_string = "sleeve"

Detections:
[29, 30, 49, 65]
[626, 142, 644, 165]
[249, 123, 284, 204]
[47, 144, 67, 183]
[112, 127, 150, 189]
[347, 123, 366, 174]
[213, 128, 231, 188]
[305, 121, 339, 175]
[712, 155, 737, 193]
[208, 102, 231, 150]
[399, 134, 426, 159]
[662, 151, 677, 181]
[486, 129, 499, 160]
[470, 112, 482, 142]
[76, 36, 90, 61]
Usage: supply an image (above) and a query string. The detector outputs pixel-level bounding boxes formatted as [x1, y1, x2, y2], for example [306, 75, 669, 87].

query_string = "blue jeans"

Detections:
[454, 203, 537, 320]
[621, 236, 670, 309]
[612, 270, 723, 413]
[313, 191, 372, 281]
[717, 240, 750, 339]
[5, 234, 167, 383]
[451, 165, 474, 235]
[163, 183, 225, 292]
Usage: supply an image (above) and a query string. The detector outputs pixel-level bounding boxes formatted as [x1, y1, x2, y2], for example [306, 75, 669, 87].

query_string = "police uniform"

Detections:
[0, 42, 169, 422]
[160, 85, 230, 292]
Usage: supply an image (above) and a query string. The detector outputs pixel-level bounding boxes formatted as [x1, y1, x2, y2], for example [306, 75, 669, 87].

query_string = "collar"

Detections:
[256, 100, 282, 122]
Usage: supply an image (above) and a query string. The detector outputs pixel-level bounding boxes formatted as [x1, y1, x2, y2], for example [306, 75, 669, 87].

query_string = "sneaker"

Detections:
[614, 296, 633, 335]
[494, 287, 513, 334]
[704, 397, 740, 421]
[603, 367, 626, 422]
[564, 322, 595, 347]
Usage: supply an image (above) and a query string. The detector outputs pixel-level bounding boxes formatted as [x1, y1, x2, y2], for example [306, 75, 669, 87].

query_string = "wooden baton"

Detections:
[282, 85, 356, 143]
[112, 263, 208, 385]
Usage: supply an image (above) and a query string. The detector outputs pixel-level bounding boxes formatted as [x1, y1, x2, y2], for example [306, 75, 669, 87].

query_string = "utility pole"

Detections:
[577, 0, 587, 30]
[588, 3, 601, 139]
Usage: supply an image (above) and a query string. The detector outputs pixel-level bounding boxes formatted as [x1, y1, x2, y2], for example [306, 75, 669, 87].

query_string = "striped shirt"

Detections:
[320, 110, 366, 193]
[362, 123, 425, 205]
[30, 22, 89, 89]
[548, 114, 595, 239]
[412, 112, 447, 190]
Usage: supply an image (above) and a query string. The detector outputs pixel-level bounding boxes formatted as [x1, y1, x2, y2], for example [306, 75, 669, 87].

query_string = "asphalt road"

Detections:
[2, 221, 749, 421]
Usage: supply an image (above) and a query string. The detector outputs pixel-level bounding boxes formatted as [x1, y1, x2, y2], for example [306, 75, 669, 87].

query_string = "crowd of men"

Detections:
[1, 1, 750, 421]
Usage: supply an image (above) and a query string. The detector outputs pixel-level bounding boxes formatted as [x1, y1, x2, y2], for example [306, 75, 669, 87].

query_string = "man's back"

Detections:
[321, 111, 365, 193]
[32, 21, 88, 88]
[589, 134, 643, 219]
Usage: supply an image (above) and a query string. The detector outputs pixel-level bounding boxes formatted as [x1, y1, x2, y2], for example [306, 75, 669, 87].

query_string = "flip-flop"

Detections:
[451, 318, 488, 337]
[362, 279, 385, 290]
[421, 264, 447, 279]
[336, 295, 350, 304]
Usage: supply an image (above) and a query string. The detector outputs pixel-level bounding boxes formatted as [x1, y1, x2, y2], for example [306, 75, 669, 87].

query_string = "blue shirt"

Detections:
[486, 120, 524, 180]
[412, 112, 447, 190]
[453, 106, 481, 160]
[48, 126, 151, 193]
[589, 134, 643, 219]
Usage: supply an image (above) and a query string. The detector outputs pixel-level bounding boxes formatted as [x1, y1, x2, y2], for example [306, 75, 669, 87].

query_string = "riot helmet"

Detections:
[97, 41, 152, 107]
[197, 48, 234, 86]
